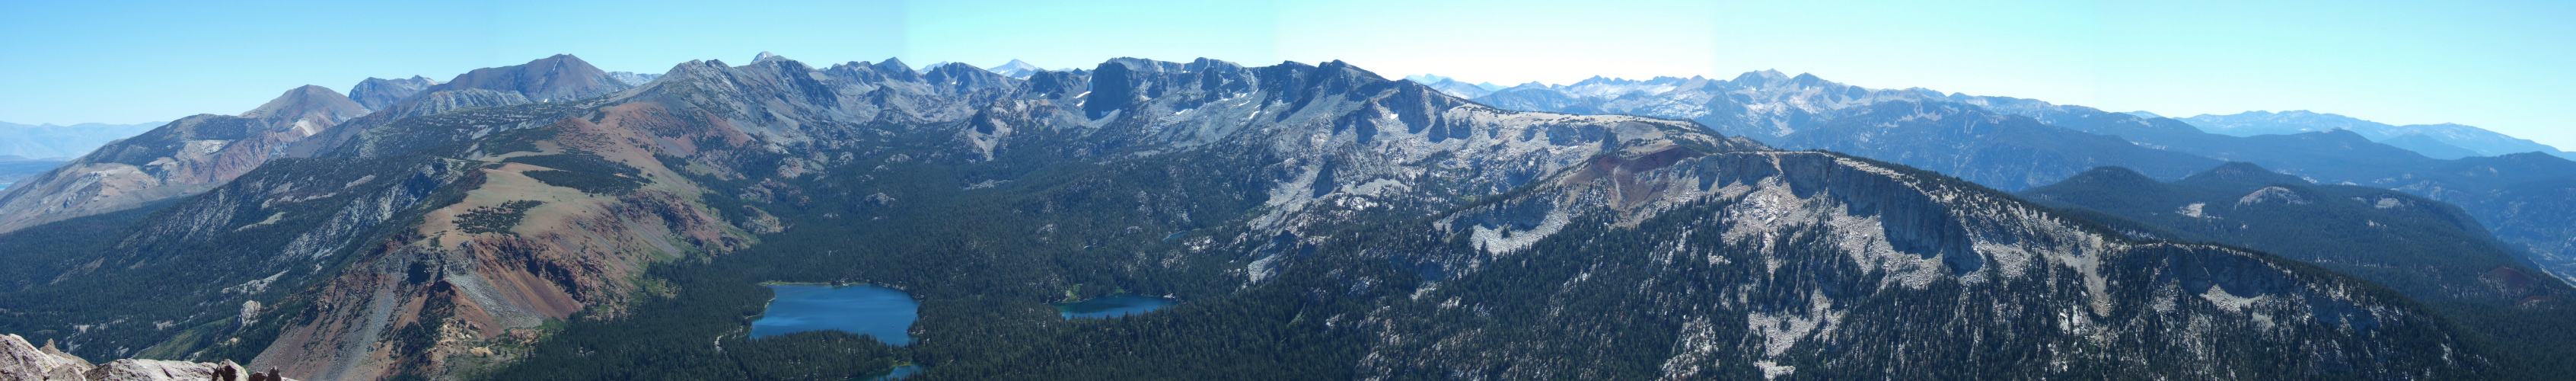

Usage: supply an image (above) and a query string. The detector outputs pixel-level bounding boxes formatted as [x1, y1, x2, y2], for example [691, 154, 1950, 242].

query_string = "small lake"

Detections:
[870, 364, 923, 380]
[750, 284, 918, 346]
[1054, 295, 1176, 319]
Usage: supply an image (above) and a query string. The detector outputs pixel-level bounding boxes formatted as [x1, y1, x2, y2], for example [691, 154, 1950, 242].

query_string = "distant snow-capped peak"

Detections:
[989, 59, 1046, 78]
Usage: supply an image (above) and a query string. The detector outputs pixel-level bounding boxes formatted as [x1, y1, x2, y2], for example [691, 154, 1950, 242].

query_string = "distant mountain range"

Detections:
[1399, 74, 1505, 98]
[0, 85, 368, 232]
[2022, 162, 2576, 367]
[0, 155, 63, 190]
[0, 120, 166, 159]
[347, 75, 440, 110]
[2175, 110, 2572, 159]
[1467, 71, 2576, 285]
[0, 54, 633, 234]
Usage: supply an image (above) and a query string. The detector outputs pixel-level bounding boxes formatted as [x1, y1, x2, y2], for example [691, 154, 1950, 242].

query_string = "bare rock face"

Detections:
[0, 85, 368, 233]
[415, 54, 628, 104]
[348, 76, 442, 111]
[0, 55, 633, 234]
[285, 55, 630, 159]
[0, 335, 296, 381]
[79, 360, 212, 381]
[0, 334, 89, 380]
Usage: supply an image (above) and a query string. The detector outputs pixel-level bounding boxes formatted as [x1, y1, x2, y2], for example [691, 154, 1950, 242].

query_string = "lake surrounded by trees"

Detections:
[1054, 295, 1176, 319]
[749, 284, 918, 345]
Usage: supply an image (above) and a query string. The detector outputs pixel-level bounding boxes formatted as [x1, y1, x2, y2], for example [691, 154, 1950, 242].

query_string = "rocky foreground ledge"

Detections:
[0, 334, 298, 381]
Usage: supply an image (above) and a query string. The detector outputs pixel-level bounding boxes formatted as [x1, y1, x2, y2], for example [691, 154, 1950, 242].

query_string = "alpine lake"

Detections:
[1052, 294, 1177, 319]
[749, 284, 920, 345]
[744, 285, 1178, 379]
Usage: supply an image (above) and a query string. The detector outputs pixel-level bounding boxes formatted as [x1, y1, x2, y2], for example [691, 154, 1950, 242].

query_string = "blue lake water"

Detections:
[1054, 295, 1176, 319]
[871, 364, 923, 380]
[749, 284, 918, 345]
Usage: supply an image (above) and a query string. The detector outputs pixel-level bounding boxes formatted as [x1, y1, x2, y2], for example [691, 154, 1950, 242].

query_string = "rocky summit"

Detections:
[0, 334, 300, 381]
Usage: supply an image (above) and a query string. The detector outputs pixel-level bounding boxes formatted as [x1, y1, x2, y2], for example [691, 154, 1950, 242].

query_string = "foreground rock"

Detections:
[0, 335, 296, 381]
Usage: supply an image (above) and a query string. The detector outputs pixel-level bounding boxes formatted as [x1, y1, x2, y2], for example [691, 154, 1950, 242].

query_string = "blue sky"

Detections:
[3, 0, 2571, 147]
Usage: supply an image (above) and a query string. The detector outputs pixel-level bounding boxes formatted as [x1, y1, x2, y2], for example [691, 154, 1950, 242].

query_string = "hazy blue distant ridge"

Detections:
[2176, 110, 2571, 159]
[0, 120, 164, 159]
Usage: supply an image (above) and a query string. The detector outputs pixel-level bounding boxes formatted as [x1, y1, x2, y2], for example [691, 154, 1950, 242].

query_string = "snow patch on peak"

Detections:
[989, 59, 1045, 78]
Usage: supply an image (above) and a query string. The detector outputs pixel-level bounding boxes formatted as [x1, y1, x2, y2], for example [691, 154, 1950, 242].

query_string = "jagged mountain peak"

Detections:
[988, 59, 1045, 78]
[240, 85, 366, 123]
[1101, 56, 1189, 72]
[283, 56, 646, 158]
[927, 61, 978, 72]
[869, 57, 912, 74]
[1186, 57, 1245, 72]
[921, 61, 1015, 92]
[752, 51, 785, 63]
[1730, 69, 1790, 83]
[346, 76, 441, 111]
[743, 53, 821, 70]
[413, 54, 628, 103]
[915, 61, 954, 73]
